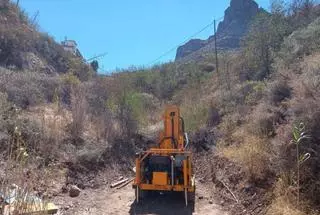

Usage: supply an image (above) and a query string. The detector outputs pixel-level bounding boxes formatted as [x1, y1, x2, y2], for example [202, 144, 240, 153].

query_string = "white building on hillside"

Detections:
[61, 38, 83, 58]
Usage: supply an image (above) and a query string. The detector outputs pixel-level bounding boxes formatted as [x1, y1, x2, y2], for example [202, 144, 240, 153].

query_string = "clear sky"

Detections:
[16, 0, 270, 72]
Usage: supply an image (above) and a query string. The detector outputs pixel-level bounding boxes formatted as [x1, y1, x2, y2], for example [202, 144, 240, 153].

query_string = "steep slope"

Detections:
[0, 0, 92, 79]
[175, 0, 265, 61]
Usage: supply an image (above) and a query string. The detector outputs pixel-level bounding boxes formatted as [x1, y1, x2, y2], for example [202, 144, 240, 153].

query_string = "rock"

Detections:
[201, 63, 215, 73]
[175, 0, 266, 61]
[242, 183, 255, 194]
[61, 185, 68, 193]
[198, 196, 204, 200]
[69, 185, 81, 197]
[21, 52, 48, 72]
[175, 39, 208, 60]
[209, 200, 214, 204]
[10, 184, 18, 189]
[77, 183, 85, 190]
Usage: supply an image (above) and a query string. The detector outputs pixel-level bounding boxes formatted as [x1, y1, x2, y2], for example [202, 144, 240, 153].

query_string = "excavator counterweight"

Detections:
[133, 105, 195, 206]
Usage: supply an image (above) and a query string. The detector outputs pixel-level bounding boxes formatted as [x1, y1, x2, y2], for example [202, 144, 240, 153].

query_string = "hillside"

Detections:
[0, 0, 320, 215]
[0, 0, 94, 79]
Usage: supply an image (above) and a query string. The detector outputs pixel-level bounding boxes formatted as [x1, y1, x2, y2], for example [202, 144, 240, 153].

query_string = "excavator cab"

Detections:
[133, 105, 195, 206]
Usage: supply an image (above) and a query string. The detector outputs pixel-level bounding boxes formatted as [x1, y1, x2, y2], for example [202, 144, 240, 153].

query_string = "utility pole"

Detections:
[214, 19, 220, 84]
[226, 61, 231, 91]
[16, 0, 20, 7]
[31, 10, 39, 26]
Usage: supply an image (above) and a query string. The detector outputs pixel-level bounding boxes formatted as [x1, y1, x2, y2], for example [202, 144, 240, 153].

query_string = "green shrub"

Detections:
[242, 10, 291, 80]
[182, 103, 209, 132]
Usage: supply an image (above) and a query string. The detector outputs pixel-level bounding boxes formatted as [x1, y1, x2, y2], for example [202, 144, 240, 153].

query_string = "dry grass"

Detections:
[267, 196, 306, 215]
[0, 124, 59, 215]
[248, 103, 278, 138]
[266, 177, 315, 215]
[70, 85, 87, 142]
[222, 131, 270, 181]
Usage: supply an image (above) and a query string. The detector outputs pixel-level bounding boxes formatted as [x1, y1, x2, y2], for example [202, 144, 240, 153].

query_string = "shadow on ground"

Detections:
[129, 192, 195, 215]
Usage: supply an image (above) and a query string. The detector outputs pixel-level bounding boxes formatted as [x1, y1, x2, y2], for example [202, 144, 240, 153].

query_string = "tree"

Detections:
[242, 11, 290, 80]
[288, 0, 317, 28]
[90, 60, 99, 72]
[271, 0, 286, 15]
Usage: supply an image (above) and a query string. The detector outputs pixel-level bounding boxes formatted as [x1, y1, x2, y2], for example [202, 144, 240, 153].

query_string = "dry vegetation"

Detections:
[0, 0, 320, 214]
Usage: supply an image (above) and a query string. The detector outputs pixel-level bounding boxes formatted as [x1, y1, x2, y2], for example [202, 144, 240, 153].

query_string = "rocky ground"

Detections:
[54, 179, 228, 215]
[49, 129, 267, 215]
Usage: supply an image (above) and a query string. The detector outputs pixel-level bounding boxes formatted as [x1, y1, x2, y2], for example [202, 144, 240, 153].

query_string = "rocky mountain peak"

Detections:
[217, 0, 260, 36]
[230, 0, 258, 9]
[175, 0, 264, 61]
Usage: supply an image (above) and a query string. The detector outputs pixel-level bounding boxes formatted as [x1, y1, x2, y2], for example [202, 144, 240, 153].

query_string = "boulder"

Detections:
[69, 185, 81, 197]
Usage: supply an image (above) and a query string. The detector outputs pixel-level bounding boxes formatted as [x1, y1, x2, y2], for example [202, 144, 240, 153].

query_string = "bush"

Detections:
[279, 18, 320, 65]
[67, 57, 94, 81]
[270, 121, 320, 214]
[0, 92, 10, 147]
[207, 105, 220, 127]
[287, 0, 320, 30]
[297, 112, 320, 206]
[267, 189, 306, 215]
[0, 27, 33, 69]
[132, 70, 160, 94]
[268, 80, 291, 105]
[35, 33, 71, 73]
[70, 85, 87, 142]
[0, 69, 61, 108]
[218, 112, 243, 145]
[248, 104, 279, 138]
[242, 11, 290, 80]
[243, 81, 266, 105]
[76, 148, 104, 171]
[181, 103, 209, 132]
[117, 93, 137, 139]
[0, 92, 9, 118]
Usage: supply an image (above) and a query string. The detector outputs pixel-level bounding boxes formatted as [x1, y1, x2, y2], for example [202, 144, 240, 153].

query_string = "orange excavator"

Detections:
[133, 105, 195, 206]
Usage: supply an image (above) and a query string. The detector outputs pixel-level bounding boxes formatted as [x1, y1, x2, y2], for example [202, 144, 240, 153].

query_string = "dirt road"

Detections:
[55, 181, 228, 215]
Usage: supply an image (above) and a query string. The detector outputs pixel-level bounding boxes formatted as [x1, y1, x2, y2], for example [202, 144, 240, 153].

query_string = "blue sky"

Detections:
[16, 0, 270, 72]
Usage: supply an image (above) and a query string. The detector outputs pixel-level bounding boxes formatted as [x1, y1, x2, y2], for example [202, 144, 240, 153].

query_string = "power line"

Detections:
[86, 52, 108, 62]
[175, 15, 236, 62]
[148, 16, 224, 66]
